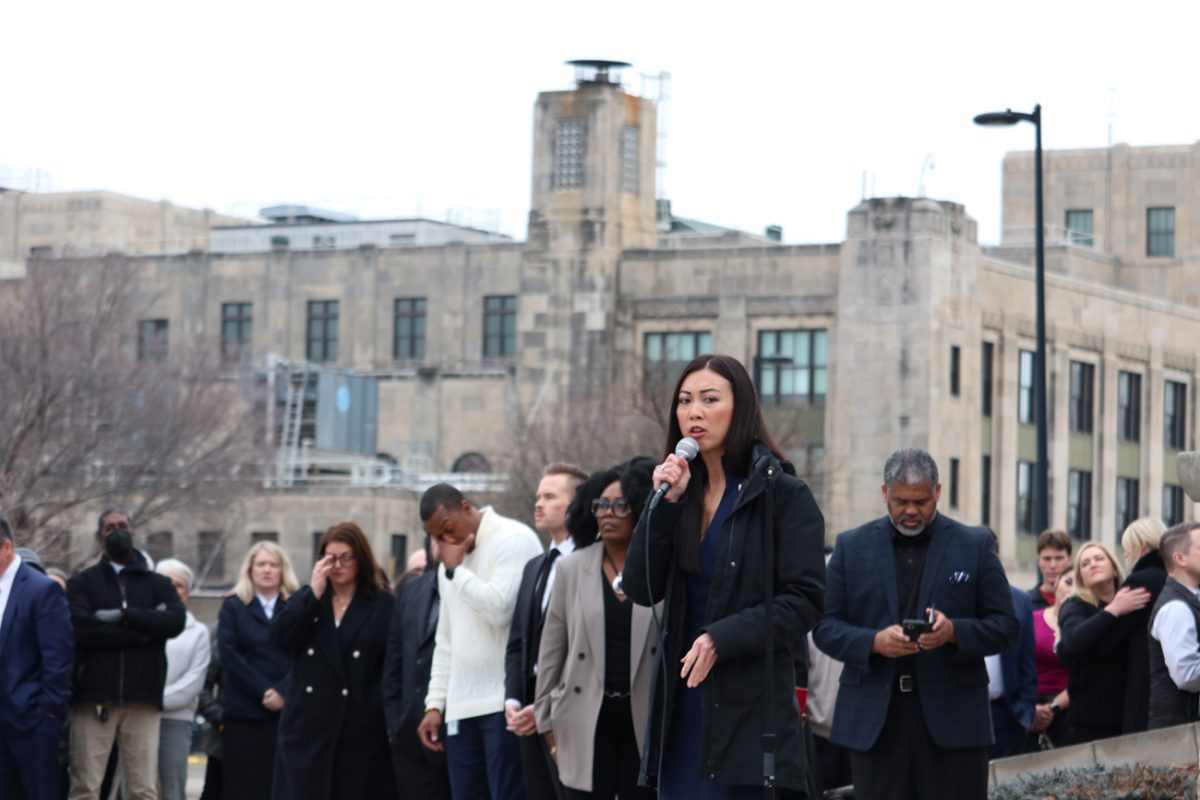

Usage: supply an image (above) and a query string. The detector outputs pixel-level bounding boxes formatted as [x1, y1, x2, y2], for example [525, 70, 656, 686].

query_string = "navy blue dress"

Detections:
[659, 473, 759, 799]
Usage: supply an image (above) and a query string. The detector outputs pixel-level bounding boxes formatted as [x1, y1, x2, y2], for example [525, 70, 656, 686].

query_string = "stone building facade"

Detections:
[9, 67, 1199, 584]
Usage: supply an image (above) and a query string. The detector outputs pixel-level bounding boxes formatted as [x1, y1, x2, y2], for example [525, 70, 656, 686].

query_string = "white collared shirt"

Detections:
[541, 537, 576, 614]
[0, 553, 23, 649]
[257, 593, 279, 620]
[1150, 583, 1200, 692]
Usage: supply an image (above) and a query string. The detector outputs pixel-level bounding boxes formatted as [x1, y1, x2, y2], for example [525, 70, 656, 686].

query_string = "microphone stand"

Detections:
[761, 459, 778, 799]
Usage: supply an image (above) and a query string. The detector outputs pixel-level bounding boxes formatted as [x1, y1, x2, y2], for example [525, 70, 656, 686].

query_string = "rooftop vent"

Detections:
[567, 59, 631, 87]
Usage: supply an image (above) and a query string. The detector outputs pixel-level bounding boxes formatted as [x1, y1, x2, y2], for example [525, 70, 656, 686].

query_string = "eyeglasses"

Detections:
[591, 498, 633, 519]
[326, 553, 357, 567]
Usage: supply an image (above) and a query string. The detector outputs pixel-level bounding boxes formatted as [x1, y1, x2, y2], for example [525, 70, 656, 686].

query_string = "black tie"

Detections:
[533, 549, 561, 620]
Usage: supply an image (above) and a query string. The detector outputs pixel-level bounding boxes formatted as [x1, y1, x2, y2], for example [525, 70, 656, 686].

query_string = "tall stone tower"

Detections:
[825, 197, 982, 530]
[518, 61, 657, 406]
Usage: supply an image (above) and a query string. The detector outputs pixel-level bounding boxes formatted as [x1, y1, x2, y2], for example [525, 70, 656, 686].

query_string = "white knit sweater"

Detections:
[424, 506, 543, 723]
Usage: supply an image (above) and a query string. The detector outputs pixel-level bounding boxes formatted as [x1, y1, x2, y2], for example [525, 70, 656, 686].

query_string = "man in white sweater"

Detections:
[417, 483, 544, 800]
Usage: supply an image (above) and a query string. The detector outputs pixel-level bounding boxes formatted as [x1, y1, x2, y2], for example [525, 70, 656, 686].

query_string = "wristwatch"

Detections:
[1049, 702, 1061, 714]
[444, 566, 456, 580]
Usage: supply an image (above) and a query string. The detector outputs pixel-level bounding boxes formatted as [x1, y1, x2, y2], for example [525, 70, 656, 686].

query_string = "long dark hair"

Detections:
[665, 354, 784, 573]
[566, 457, 656, 549]
[318, 521, 381, 598]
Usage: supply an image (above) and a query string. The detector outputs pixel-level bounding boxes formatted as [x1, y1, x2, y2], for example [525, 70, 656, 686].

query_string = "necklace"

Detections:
[603, 548, 626, 599]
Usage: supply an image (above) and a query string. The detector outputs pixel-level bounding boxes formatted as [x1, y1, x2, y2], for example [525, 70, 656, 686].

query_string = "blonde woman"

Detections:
[1119, 516, 1168, 733]
[1055, 543, 1150, 744]
[217, 540, 300, 800]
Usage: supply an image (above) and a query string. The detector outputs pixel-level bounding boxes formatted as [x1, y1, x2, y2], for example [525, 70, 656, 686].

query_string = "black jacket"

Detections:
[624, 444, 826, 791]
[66, 551, 186, 708]
[383, 570, 441, 738]
[1057, 595, 1138, 730]
[217, 594, 291, 722]
[1122, 549, 1166, 733]
[504, 551, 553, 707]
[273, 585, 395, 800]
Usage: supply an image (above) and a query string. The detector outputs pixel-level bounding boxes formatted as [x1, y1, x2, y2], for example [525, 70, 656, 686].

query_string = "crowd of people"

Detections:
[2, 352, 1200, 800]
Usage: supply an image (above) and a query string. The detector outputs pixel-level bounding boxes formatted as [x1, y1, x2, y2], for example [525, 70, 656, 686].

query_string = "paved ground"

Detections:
[185, 756, 206, 800]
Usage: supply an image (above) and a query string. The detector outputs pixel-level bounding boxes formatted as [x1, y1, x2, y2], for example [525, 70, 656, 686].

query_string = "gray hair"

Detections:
[883, 448, 939, 488]
[156, 558, 194, 591]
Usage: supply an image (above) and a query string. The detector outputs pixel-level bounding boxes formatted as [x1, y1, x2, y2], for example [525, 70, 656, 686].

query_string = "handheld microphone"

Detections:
[649, 436, 699, 508]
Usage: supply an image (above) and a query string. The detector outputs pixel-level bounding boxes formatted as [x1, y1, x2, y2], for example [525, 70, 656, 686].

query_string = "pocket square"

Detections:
[949, 571, 972, 584]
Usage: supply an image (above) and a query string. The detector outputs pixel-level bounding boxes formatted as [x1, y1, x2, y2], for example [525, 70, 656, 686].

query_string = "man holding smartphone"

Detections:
[814, 449, 1019, 800]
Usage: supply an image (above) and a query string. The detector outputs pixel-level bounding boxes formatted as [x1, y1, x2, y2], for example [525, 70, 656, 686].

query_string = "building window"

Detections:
[1165, 380, 1187, 451]
[755, 329, 827, 406]
[553, 119, 585, 190]
[1016, 460, 1034, 534]
[1069, 361, 1095, 434]
[644, 331, 713, 395]
[311, 531, 324, 565]
[197, 530, 225, 585]
[1065, 209, 1094, 247]
[137, 319, 169, 361]
[391, 534, 409, 578]
[1018, 349, 1035, 424]
[221, 302, 252, 362]
[393, 298, 427, 360]
[621, 125, 639, 195]
[312, 235, 336, 249]
[482, 295, 517, 358]
[1116, 478, 1139, 535]
[270, 235, 289, 249]
[452, 452, 492, 473]
[1164, 484, 1186, 527]
[949, 345, 961, 398]
[1117, 371, 1142, 442]
[1147, 207, 1175, 257]
[144, 531, 173, 565]
[948, 458, 959, 509]
[1067, 470, 1092, 540]
[306, 300, 339, 362]
[981, 455, 992, 526]
[981, 341, 994, 417]
[251, 531, 278, 543]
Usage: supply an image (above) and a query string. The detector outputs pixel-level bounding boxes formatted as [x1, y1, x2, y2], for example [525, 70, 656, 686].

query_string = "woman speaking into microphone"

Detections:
[623, 354, 826, 798]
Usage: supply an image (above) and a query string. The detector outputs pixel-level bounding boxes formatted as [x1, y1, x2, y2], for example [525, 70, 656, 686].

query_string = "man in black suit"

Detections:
[0, 520, 74, 800]
[384, 536, 451, 800]
[814, 449, 1019, 800]
[504, 463, 588, 800]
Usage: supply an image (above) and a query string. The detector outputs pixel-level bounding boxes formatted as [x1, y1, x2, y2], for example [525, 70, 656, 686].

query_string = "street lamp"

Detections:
[974, 105, 1048, 534]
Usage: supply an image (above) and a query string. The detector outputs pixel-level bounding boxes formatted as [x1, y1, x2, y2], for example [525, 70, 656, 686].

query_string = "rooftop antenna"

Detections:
[917, 154, 935, 197]
[640, 70, 672, 202]
[1107, 80, 1117, 146]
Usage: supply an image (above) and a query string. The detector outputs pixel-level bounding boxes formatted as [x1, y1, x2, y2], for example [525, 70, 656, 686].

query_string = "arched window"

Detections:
[452, 452, 492, 473]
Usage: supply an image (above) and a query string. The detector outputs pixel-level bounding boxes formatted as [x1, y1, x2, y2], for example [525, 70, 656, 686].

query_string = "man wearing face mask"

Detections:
[65, 509, 186, 800]
[814, 449, 1018, 800]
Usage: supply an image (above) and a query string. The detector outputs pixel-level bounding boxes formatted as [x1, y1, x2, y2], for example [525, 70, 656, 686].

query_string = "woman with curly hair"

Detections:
[535, 457, 660, 799]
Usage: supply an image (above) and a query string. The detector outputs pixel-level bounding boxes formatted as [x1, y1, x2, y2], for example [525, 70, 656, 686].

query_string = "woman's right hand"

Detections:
[655, 454, 692, 503]
[1106, 586, 1151, 617]
[311, 555, 333, 599]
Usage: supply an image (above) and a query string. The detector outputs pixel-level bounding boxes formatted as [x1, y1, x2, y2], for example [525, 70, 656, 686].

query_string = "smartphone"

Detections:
[902, 605, 937, 642]
[901, 619, 934, 641]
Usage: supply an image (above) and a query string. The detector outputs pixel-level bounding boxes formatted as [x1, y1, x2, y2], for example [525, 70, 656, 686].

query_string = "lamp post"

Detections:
[974, 105, 1048, 534]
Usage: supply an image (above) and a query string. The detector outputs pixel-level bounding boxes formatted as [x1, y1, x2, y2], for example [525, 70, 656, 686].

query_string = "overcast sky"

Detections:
[5, 0, 1199, 245]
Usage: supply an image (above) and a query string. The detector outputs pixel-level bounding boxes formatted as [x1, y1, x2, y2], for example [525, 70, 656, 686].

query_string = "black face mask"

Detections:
[104, 529, 134, 562]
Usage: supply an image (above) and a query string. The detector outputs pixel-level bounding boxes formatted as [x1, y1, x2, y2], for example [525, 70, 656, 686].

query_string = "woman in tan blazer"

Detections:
[535, 457, 660, 799]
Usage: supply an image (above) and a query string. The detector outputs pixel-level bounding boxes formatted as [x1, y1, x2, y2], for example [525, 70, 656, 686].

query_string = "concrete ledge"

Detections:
[989, 722, 1200, 787]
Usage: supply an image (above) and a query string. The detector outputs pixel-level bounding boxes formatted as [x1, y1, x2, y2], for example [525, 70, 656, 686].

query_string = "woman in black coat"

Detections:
[624, 354, 826, 797]
[1056, 542, 1151, 744]
[218, 540, 300, 800]
[273, 522, 396, 800]
[1119, 517, 1167, 733]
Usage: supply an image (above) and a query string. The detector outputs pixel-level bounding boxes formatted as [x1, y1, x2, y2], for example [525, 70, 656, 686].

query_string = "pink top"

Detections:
[1033, 608, 1069, 696]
